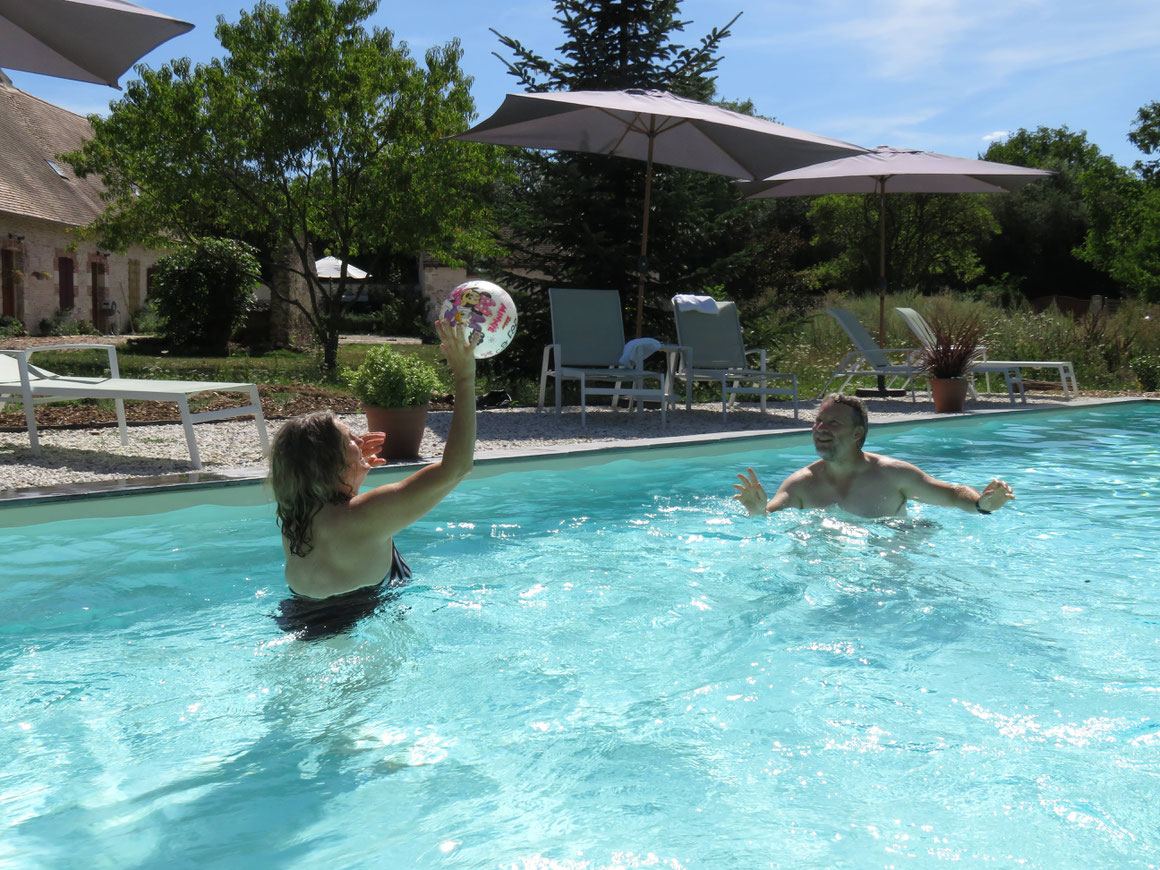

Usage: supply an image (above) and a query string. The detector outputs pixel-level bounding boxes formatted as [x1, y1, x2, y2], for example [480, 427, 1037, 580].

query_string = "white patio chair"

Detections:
[1, 344, 269, 470]
[670, 297, 798, 420]
[537, 288, 682, 427]
[894, 307, 1076, 400]
[820, 308, 922, 401]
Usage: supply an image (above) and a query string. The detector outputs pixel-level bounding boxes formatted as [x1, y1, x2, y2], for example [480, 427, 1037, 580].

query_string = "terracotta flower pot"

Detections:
[362, 403, 429, 459]
[930, 378, 969, 413]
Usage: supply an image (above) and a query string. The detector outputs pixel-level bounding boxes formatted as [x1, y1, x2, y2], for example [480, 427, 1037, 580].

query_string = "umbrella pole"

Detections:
[634, 135, 655, 339]
[878, 182, 887, 343]
[856, 178, 907, 398]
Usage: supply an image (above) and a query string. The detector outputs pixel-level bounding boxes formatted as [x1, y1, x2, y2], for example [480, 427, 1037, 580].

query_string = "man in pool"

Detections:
[269, 320, 475, 637]
[733, 393, 1015, 519]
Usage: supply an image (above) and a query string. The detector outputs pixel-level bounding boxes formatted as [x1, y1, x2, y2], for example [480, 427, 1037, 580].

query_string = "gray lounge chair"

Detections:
[537, 288, 683, 426]
[670, 297, 798, 420]
[1, 344, 269, 469]
[820, 307, 923, 400]
[894, 306, 1076, 400]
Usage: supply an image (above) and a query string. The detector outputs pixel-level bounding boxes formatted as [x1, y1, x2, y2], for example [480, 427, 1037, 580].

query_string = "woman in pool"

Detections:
[269, 321, 475, 629]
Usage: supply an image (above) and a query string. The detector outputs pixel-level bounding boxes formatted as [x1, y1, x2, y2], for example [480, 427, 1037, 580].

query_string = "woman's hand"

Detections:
[435, 319, 476, 383]
[356, 431, 388, 468]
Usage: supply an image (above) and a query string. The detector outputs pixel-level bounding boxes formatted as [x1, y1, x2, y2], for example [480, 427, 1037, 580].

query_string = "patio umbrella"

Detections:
[743, 145, 1053, 343]
[454, 88, 865, 336]
[0, 0, 193, 88]
[315, 256, 368, 280]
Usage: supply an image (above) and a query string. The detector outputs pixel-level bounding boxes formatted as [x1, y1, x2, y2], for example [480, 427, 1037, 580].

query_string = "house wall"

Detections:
[421, 263, 471, 316]
[0, 213, 165, 334]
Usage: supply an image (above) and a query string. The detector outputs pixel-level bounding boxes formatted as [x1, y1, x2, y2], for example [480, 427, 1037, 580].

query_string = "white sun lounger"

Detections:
[894, 307, 1077, 400]
[1, 344, 269, 470]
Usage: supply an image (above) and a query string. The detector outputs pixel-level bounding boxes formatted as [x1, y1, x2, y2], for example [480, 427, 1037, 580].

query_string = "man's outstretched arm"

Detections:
[898, 464, 1015, 513]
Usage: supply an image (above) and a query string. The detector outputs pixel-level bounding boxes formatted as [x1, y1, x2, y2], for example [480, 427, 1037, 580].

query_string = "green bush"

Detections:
[1131, 355, 1160, 391]
[129, 301, 163, 334]
[342, 344, 443, 408]
[150, 238, 258, 352]
[0, 315, 26, 338]
[37, 308, 98, 337]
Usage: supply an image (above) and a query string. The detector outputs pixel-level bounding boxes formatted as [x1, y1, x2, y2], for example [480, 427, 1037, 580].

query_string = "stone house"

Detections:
[0, 71, 164, 335]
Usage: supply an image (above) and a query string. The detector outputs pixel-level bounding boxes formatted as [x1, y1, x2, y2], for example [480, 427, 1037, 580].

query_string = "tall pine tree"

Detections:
[484, 0, 806, 376]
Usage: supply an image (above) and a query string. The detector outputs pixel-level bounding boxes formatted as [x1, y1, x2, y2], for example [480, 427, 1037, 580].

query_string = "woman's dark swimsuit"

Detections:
[274, 542, 412, 640]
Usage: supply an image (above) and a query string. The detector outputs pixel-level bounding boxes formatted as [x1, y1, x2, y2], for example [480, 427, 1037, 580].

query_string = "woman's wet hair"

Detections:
[269, 410, 348, 557]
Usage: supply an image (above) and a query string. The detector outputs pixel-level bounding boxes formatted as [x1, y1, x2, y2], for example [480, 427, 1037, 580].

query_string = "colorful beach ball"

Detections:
[439, 280, 518, 359]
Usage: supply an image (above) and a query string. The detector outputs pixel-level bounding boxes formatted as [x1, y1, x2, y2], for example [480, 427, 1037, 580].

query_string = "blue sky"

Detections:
[9, 0, 1159, 167]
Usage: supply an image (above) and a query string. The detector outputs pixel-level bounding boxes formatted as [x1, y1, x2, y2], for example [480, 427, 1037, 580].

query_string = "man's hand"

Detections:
[977, 478, 1015, 512]
[733, 467, 769, 516]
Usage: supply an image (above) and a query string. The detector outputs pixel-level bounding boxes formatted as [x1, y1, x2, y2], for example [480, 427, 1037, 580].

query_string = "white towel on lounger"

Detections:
[672, 294, 720, 314]
[619, 337, 662, 367]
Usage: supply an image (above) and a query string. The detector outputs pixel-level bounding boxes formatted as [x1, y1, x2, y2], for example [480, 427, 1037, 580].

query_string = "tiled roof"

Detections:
[0, 72, 107, 226]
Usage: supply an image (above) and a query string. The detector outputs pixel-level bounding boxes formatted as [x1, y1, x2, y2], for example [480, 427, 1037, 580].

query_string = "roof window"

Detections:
[45, 159, 68, 179]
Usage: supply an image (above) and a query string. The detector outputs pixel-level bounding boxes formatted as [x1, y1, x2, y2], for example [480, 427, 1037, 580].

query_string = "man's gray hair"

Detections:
[823, 393, 869, 447]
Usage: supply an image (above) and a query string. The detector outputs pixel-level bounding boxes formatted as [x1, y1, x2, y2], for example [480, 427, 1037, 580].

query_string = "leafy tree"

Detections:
[67, 0, 506, 372]
[484, 0, 809, 378]
[150, 238, 259, 351]
[1037, 106, 1160, 302]
[1129, 101, 1160, 181]
[981, 126, 1121, 299]
[806, 193, 998, 294]
[1079, 165, 1160, 302]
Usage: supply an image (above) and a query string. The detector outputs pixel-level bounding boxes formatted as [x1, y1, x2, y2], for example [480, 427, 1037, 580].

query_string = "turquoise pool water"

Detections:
[2, 404, 1158, 869]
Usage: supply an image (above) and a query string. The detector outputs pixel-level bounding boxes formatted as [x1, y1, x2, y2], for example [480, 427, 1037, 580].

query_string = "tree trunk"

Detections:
[269, 238, 312, 349]
[322, 320, 340, 376]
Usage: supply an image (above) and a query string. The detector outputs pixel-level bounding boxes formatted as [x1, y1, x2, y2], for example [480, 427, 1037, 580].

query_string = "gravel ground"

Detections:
[0, 391, 1110, 495]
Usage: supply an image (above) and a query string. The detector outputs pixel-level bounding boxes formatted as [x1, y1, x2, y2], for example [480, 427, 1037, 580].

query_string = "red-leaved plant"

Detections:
[921, 313, 986, 379]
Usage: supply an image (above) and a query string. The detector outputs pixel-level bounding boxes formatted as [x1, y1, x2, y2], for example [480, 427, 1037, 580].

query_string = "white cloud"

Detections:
[982, 131, 1009, 142]
[975, 24, 1160, 85]
[808, 107, 944, 147]
[823, 0, 972, 81]
[736, 0, 1160, 89]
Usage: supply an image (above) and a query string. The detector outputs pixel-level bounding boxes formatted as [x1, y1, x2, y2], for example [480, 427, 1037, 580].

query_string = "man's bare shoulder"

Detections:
[781, 459, 825, 487]
[864, 452, 926, 479]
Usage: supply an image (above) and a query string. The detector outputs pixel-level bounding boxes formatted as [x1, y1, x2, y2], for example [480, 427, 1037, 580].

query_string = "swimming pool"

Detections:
[3, 403, 1158, 868]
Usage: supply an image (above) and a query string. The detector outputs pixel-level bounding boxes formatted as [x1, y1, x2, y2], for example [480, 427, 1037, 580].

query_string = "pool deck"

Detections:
[1, 392, 1153, 507]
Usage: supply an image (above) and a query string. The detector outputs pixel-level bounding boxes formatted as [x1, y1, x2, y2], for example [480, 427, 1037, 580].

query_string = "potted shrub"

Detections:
[343, 345, 443, 459]
[920, 313, 986, 413]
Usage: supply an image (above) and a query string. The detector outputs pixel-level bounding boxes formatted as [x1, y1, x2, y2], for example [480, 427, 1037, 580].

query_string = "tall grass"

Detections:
[755, 292, 1160, 395]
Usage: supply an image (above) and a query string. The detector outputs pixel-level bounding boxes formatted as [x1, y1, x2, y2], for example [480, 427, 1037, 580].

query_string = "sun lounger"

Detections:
[537, 288, 685, 426]
[671, 296, 798, 420]
[1, 344, 269, 470]
[820, 308, 922, 400]
[894, 307, 1076, 400]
